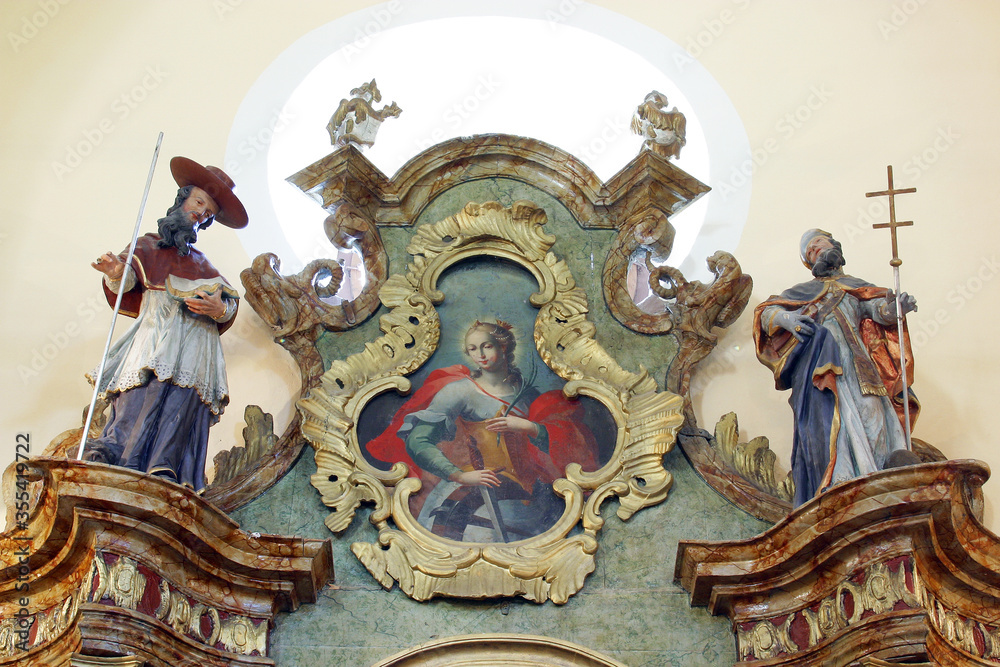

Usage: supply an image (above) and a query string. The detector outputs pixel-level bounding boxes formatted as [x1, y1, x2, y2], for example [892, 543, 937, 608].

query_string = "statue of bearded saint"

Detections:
[85, 157, 247, 492]
[753, 229, 921, 506]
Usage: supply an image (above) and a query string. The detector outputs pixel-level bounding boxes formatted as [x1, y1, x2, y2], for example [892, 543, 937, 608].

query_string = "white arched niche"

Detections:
[225, 0, 751, 287]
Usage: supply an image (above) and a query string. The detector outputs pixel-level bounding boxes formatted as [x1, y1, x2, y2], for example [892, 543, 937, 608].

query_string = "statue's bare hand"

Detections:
[92, 252, 125, 280]
[185, 289, 227, 320]
[885, 291, 918, 318]
[775, 310, 816, 342]
[451, 469, 502, 487]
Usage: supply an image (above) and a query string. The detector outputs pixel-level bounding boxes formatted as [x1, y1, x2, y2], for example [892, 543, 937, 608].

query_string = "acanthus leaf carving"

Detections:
[712, 412, 794, 502]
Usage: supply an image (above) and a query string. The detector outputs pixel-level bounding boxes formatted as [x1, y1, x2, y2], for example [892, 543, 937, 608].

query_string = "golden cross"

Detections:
[866, 165, 916, 267]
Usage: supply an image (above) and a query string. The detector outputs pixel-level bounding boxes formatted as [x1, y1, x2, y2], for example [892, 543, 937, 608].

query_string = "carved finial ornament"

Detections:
[326, 78, 402, 150]
[630, 90, 687, 159]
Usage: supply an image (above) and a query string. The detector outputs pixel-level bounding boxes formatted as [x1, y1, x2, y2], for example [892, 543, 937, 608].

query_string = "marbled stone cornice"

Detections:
[287, 134, 708, 229]
[601, 147, 710, 219]
[0, 458, 333, 666]
[287, 144, 395, 221]
[675, 460, 1000, 665]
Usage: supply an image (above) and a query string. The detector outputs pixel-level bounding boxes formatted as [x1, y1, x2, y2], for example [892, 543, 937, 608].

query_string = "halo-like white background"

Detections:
[226, 1, 751, 283]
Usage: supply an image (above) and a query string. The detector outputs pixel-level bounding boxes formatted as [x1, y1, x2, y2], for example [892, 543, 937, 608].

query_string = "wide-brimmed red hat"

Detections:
[169, 156, 248, 229]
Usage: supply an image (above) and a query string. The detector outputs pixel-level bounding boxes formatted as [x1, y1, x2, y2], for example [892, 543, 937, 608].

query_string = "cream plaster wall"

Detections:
[1, 1, 997, 531]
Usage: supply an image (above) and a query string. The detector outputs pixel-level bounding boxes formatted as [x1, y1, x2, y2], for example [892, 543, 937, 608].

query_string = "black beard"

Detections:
[156, 206, 198, 256]
[812, 246, 845, 277]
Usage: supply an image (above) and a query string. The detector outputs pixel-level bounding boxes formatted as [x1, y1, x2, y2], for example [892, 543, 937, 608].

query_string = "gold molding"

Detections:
[368, 633, 628, 667]
[0, 588, 82, 661]
[71, 655, 143, 667]
[86, 550, 269, 656]
[924, 588, 1000, 662]
[300, 200, 683, 603]
[737, 558, 921, 661]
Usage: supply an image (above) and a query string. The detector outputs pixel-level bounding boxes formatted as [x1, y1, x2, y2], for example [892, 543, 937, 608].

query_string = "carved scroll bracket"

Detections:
[596, 149, 753, 445]
[241, 197, 388, 389]
[602, 208, 677, 335]
[651, 251, 752, 425]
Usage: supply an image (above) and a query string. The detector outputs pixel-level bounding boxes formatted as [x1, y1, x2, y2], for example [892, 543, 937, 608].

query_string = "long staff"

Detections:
[76, 132, 164, 460]
[888, 260, 911, 450]
[866, 165, 915, 450]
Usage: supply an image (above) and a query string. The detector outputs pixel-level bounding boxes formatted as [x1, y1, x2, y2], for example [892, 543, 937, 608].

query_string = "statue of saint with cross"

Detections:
[752, 168, 922, 505]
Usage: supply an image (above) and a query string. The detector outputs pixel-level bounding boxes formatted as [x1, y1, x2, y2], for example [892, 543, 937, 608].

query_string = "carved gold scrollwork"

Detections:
[218, 616, 268, 656]
[32, 609, 56, 646]
[97, 552, 239, 652]
[801, 595, 847, 647]
[0, 588, 82, 658]
[746, 559, 922, 659]
[896, 558, 922, 609]
[855, 560, 897, 615]
[302, 200, 683, 603]
[107, 556, 145, 610]
[202, 606, 222, 647]
[156, 581, 192, 635]
[737, 616, 798, 662]
[937, 600, 980, 657]
[153, 580, 223, 645]
[153, 579, 171, 619]
[826, 560, 919, 643]
[85, 553, 109, 603]
[982, 623, 1000, 660]
[0, 617, 20, 659]
[31, 593, 76, 647]
[925, 594, 996, 660]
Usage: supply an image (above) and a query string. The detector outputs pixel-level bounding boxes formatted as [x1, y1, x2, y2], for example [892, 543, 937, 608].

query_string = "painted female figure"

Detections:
[367, 320, 599, 542]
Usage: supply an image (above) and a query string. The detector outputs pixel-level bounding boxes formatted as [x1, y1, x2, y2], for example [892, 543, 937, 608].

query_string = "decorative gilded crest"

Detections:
[299, 200, 683, 603]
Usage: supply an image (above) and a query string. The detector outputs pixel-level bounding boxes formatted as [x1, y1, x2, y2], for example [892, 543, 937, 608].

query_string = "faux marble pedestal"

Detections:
[0, 458, 333, 666]
[676, 459, 1000, 666]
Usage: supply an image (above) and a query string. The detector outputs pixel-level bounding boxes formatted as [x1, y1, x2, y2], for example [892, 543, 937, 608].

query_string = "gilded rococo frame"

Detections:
[299, 200, 683, 604]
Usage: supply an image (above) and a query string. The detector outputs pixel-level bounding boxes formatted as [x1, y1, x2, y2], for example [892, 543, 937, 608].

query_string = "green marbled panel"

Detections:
[233, 442, 764, 666]
[236, 177, 755, 666]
